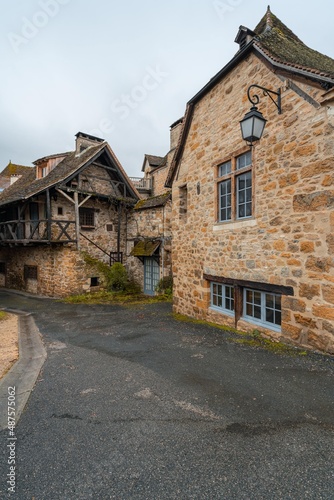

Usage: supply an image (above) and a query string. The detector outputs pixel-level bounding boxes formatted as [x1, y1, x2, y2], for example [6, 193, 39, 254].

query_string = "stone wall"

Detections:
[127, 199, 172, 288]
[0, 196, 130, 297]
[152, 165, 169, 196]
[0, 246, 83, 297]
[171, 52, 334, 353]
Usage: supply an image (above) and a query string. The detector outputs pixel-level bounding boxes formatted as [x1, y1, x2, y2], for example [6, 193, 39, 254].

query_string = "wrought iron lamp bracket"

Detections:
[247, 84, 282, 114]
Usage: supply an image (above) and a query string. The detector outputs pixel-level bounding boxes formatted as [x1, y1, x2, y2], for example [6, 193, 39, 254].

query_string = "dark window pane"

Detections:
[266, 294, 274, 308]
[219, 161, 231, 176]
[254, 305, 262, 319]
[254, 291, 261, 305]
[266, 308, 274, 323]
[239, 178, 246, 189]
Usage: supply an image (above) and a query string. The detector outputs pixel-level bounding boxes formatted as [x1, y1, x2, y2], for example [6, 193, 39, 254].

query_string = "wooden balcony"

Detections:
[129, 177, 152, 194]
[0, 219, 77, 245]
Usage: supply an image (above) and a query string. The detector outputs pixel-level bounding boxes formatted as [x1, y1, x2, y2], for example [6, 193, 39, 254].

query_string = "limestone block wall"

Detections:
[0, 196, 131, 297]
[0, 245, 102, 297]
[50, 196, 127, 264]
[127, 201, 172, 287]
[79, 165, 124, 197]
[151, 165, 169, 196]
[171, 53, 334, 353]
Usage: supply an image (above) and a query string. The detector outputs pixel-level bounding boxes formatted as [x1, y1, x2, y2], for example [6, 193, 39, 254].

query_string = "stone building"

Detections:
[0, 132, 139, 297]
[165, 7, 334, 353]
[127, 119, 183, 294]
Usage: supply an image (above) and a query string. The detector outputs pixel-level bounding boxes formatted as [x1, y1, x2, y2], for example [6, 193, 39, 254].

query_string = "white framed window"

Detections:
[243, 288, 281, 331]
[210, 282, 234, 315]
[217, 151, 252, 222]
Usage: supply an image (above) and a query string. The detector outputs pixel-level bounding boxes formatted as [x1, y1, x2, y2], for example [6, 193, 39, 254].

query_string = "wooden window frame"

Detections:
[79, 207, 95, 229]
[216, 148, 254, 223]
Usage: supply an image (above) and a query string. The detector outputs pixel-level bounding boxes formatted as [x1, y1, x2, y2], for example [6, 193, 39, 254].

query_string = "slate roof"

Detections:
[141, 154, 165, 172]
[165, 6, 334, 188]
[0, 162, 32, 176]
[253, 7, 334, 80]
[33, 152, 71, 165]
[0, 141, 140, 207]
[134, 192, 171, 210]
[146, 155, 164, 167]
[130, 240, 160, 257]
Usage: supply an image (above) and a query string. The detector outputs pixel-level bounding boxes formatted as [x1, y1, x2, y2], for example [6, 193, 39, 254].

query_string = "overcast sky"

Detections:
[1, 0, 333, 177]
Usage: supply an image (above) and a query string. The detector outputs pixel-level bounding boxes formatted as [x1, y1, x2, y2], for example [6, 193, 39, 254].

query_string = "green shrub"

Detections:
[155, 275, 173, 298]
[108, 262, 128, 291]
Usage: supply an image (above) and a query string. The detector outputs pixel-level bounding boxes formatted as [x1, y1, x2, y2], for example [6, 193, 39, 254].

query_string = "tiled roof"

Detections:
[134, 192, 171, 210]
[130, 240, 160, 257]
[165, 7, 334, 188]
[0, 143, 106, 207]
[0, 141, 140, 206]
[254, 7, 334, 80]
[146, 155, 164, 167]
[33, 152, 71, 165]
[0, 167, 37, 204]
[0, 162, 31, 176]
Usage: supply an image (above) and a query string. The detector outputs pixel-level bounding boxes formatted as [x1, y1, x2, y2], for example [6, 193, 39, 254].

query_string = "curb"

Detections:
[0, 311, 47, 431]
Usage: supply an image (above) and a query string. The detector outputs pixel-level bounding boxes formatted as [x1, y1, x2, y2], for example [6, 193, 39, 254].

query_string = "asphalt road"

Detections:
[0, 291, 333, 499]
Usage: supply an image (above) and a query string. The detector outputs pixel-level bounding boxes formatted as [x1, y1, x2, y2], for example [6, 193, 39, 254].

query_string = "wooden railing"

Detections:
[129, 177, 152, 191]
[0, 219, 77, 244]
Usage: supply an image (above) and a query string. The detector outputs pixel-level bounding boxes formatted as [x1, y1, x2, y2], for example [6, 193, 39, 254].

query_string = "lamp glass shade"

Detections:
[240, 106, 267, 144]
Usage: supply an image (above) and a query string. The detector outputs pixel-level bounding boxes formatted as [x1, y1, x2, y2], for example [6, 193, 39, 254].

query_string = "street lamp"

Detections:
[240, 84, 282, 146]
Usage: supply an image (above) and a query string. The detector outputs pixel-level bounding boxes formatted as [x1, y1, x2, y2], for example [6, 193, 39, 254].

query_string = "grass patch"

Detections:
[228, 336, 308, 356]
[0, 311, 7, 321]
[173, 313, 308, 356]
[62, 290, 172, 305]
[172, 313, 243, 335]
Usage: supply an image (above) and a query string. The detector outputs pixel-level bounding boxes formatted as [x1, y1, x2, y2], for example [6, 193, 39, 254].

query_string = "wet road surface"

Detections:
[0, 291, 333, 499]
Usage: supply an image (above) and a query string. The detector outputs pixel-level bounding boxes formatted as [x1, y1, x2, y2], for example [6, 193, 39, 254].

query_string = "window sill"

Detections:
[242, 315, 281, 333]
[80, 226, 95, 231]
[209, 306, 234, 318]
[213, 218, 257, 232]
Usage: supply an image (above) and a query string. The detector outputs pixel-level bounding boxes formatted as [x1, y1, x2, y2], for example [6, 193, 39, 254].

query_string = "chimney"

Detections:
[75, 132, 104, 154]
